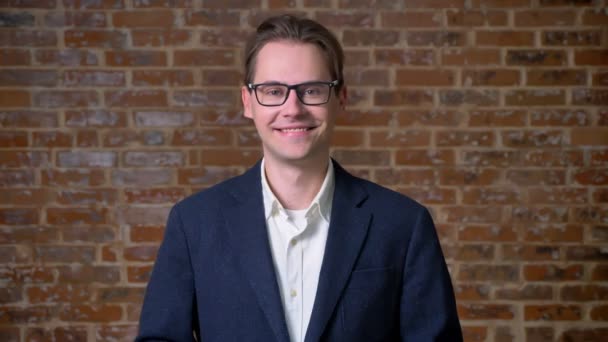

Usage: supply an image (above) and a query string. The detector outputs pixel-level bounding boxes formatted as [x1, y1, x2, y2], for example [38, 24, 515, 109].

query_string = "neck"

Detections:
[263, 157, 329, 210]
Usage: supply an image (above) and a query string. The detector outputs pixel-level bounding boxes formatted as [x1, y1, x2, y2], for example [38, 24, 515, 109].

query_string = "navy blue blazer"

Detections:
[137, 160, 462, 341]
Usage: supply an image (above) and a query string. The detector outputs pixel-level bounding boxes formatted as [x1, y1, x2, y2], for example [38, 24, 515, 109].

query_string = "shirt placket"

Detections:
[285, 213, 306, 342]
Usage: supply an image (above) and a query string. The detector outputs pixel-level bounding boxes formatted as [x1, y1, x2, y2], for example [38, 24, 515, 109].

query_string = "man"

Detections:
[137, 14, 462, 342]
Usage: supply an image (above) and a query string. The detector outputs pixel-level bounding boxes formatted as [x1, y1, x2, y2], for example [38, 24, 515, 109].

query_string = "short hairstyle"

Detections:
[243, 14, 344, 92]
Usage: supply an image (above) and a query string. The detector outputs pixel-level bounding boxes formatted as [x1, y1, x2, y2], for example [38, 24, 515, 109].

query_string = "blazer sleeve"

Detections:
[400, 208, 463, 341]
[136, 205, 199, 342]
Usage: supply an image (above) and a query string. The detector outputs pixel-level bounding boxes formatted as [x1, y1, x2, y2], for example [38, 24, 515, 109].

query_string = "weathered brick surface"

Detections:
[0, 1, 606, 341]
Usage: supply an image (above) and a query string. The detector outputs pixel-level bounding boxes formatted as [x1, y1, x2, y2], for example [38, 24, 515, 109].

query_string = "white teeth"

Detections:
[281, 128, 308, 132]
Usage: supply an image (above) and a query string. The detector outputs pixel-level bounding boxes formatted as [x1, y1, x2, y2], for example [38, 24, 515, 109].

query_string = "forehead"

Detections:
[252, 41, 331, 83]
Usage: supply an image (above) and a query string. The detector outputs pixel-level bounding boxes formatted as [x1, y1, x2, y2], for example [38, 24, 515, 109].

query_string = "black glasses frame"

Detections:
[247, 80, 340, 107]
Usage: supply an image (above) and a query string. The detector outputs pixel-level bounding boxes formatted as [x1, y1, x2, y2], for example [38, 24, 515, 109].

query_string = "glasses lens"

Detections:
[255, 84, 288, 106]
[296, 83, 330, 105]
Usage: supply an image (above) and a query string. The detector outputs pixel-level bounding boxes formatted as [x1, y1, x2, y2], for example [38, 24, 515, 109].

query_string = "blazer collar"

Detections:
[223, 159, 371, 342]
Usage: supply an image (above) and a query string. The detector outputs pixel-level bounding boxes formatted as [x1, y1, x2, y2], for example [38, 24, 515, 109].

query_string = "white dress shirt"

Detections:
[261, 159, 335, 342]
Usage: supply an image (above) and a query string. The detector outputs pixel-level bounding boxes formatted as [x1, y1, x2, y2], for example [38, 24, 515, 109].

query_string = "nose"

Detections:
[281, 88, 305, 116]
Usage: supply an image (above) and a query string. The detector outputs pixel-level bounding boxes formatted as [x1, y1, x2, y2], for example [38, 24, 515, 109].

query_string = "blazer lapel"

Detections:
[222, 162, 290, 342]
[305, 162, 371, 342]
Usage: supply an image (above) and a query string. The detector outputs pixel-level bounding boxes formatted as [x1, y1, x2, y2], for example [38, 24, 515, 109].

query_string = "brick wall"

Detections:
[1, 0, 607, 341]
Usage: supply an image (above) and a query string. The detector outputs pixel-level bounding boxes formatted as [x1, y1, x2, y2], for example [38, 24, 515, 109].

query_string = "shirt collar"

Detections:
[261, 159, 335, 222]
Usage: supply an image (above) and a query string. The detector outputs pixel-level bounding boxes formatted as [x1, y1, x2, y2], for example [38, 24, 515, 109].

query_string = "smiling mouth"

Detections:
[276, 127, 315, 133]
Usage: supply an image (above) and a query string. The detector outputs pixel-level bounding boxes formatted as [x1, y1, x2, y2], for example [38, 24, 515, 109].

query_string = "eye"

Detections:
[302, 86, 323, 96]
[260, 86, 285, 97]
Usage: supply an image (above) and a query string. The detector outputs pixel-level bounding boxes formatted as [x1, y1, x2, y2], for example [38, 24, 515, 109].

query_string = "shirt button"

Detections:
[290, 289, 297, 297]
[290, 239, 297, 246]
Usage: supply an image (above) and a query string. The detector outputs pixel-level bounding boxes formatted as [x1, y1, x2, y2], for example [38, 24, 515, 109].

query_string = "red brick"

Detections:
[538, 0, 593, 5]
[374, 168, 436, 186]
[458, 225, 517, 242]
[0, 49, 31, 66]
[0, 328, 19, 341]
[44, 11, 107, 27]
[560, 329, 608, 342]
[132, 29, 192, 46]
[566, 246, 608, 261]
[503, 245, 561, 261]
[0, 131, 28, 147]
[524, 224, 583, 242]
[35, 49, 98, 66]
[525, 305, 581, 321]
[526, 327, 554, 342]
[462, 188, 520, 205]
[25, 326, 88, 342]
[505, 89, 566, 106]
[437, 130, 494, 147]
[573, 89, 608, 106]
[543, 30, 601, 46]
[397, 187, 456, 204]
[476, 31, 535, 46]
[526, 69, 587, 86]
[133, 0, 192, 7]
[173, 49, 235, 66]
[515, 10, 575, 26]
[574, 169, 608, 185]
[63, 226, 115, 243]
[524, 264, 583, 282]
[27, 285, 92, 303]
[124, 188, 185, 204]
[76, 129, 99, 147]
[591, 306, 608, 321]
[46, 207, 108, 225]
[530, 109, 590, 126]
[380, 11, 440, 28]
[172, 90, 237, 108]
[396, 149, 454, 166]
[124, 246, 159, 262]
[0, 90, 30, 107]
[512, 206, 569, 223]
[0, 306, 53, 324]
[446, 10, 508, 26]
[343, 29, 400, 46]
[57, 265, 120, 284]
[449, 244, 495, 261]
[462, 69, 520, 86]
[523, 150, 584, 167]
[95, 325, 138, 341]
[33, 90, 99, 108]
[458, 304, 515, 320]
[63, 70, 125, 87]
[177, 167, 241, 185]
[469, 110, 526, 127]
[0, 151, 48, 168]
[113, 10, 174, 28]
[0, 30, 57, 47]
[31, 131, 71, 148]
[127, 265, 153, 283]
[59, 304, 122, 322]
[443, 206, 503, 223]
[123, 151, 184, 167]
[454, 284, 491, 300]
[582, 9, 608, 25]
[105, 51, 167, 67]
[369, 130, 430, 147]
[374, 90, 433, 106]
[344, 49, 371, 66]
[184, 9, 240, 26]
[507, 50, 567, 66]
[0, 170, 36, 187]
[171, 129, 232, 146]
[574, 49, 608, 66]
[64, 30, 126, 48]
[0, 189, 50, 206]
[56, 151, 116, 167]
[112, 169, 173, 186]
[403, 0, 465, 8]
[440, 89, 499, 106]
[396, 69, 455, 86]
[130, 225, 164, 242]
[55, 189, 117, 206]
[0, 226, 58, 244]
[133, 70, 194, 86]
[42, 169, 105, 187]
[561, 285, 608, 302]
[442, 48, 500, 65]
[0, 69, 57, 86]
[461, 327, 487, 342]
[63, 0, 125, 9]
[338, 0, 399, 9]
[496, 284, 553, 300]
[406, 30, 466, 46]
[105, 90, 167, 108]
[0, 246, 31, 263]
[571, 128, 608, 146]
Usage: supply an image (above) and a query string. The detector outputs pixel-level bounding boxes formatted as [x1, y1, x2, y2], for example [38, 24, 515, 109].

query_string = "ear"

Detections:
[241, 86, 253, 119]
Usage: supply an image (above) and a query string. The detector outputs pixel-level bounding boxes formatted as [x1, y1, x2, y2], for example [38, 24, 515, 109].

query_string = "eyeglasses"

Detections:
[247, 80, 340, 106]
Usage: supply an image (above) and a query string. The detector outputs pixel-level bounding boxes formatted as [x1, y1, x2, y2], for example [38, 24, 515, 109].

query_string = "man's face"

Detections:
[242, 41, 346, 166]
